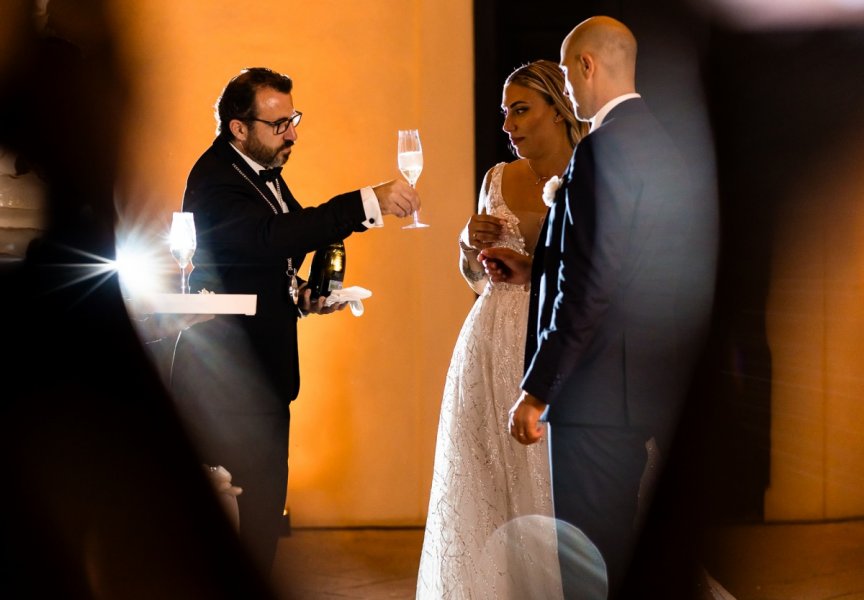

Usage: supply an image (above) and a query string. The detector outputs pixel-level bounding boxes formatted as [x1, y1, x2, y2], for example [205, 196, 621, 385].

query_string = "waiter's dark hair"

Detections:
[215, 67, 293, 140]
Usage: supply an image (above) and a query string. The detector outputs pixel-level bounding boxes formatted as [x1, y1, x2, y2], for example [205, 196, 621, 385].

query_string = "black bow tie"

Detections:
[259, 167, 282, 182]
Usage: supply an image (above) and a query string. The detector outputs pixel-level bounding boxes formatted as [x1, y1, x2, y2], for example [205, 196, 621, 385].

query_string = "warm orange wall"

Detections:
[109, 0, 475, 526]
[84, 0, 864, 528]
[764, 130, 864, 521]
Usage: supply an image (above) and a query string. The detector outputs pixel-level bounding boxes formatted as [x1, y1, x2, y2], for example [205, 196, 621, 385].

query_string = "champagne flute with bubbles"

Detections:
[169, 211, 197, 294]
[398, 129, 429, 229]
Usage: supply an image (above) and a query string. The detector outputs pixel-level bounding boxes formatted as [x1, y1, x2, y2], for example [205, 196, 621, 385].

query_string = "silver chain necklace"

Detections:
[526, 160, 550, 186]
[232, 163, 300, 303]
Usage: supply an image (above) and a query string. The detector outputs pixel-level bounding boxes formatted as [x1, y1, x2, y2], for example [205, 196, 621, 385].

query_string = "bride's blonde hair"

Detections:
[505, 59, 588, 148]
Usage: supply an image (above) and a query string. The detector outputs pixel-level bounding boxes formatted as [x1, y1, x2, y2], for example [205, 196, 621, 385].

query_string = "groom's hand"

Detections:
[509, 391, 547, 445]
[479, 247, 531, 285]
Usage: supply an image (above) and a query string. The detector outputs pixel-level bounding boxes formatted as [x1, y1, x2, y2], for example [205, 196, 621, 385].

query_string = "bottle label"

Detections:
[327, 280, 343, 292]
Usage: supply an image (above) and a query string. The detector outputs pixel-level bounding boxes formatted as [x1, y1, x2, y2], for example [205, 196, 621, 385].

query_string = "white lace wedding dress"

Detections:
[417, 163, 563, 600]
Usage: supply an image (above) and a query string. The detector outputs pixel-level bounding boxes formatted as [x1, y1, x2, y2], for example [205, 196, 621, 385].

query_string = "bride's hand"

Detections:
[462, 215, 506, 251]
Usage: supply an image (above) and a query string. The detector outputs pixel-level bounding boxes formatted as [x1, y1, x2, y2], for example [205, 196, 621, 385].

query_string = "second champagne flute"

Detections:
[398, 129, 429, 229]
[169, 211, 197, 294]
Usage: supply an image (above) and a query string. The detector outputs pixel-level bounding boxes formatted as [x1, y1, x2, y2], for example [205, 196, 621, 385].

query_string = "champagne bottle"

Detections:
[307, 240, 346, 300]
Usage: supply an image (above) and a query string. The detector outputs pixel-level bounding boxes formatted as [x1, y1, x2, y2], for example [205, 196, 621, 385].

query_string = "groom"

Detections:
[481, 16, 717, 598]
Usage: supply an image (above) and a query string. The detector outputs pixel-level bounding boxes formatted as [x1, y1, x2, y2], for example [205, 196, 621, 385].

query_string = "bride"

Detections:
[416, 60, 587, 599]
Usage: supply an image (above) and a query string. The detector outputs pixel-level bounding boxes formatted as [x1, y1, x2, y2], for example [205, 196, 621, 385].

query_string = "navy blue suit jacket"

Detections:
[522, 98, 717, 438]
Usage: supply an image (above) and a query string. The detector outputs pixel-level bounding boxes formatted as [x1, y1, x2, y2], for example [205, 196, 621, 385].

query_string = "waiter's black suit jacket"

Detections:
[173, 137, 369, 409]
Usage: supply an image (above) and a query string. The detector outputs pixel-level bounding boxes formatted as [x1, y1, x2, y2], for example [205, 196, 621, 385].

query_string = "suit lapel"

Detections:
[276, 176, 302, 213]
[214, 139, 294, 214]
[232, 158, 298, 214]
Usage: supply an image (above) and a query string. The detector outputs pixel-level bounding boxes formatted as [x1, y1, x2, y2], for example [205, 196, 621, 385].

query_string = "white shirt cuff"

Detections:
[360, 186, 383, 228]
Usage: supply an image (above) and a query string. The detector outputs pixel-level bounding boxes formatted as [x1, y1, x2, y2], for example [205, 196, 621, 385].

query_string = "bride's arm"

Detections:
[458, 167, 499, 294]
[459, 223, 488, 295]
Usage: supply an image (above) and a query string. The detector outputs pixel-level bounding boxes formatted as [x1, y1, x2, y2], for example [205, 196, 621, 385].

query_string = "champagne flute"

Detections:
[169, 211, 197, 294]
[398, 129, 429, 229]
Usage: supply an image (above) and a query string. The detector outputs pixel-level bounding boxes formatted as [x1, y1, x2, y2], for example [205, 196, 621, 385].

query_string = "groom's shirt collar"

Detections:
[590, 93, 641, 132]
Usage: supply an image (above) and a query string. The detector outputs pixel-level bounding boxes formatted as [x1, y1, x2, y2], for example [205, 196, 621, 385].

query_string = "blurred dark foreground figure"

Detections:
[0, 1, 281, 597]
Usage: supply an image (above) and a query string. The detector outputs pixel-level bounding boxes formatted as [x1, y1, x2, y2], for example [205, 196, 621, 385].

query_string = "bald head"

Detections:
[564, 16, 637, 84]
[560, 16, 637, 120]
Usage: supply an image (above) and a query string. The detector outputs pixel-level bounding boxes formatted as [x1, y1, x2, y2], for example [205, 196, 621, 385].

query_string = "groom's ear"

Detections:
[580, 53, 595, 78]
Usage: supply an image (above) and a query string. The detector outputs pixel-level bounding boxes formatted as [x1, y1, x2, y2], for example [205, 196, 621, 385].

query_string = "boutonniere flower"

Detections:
[542, 176, 562, 207]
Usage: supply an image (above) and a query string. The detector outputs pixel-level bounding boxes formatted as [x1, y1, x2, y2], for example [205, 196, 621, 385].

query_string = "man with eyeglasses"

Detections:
[169, 67, 420, 578]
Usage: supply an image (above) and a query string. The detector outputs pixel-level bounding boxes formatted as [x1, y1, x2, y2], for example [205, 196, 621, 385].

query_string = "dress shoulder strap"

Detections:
[479, 162, 506, 215]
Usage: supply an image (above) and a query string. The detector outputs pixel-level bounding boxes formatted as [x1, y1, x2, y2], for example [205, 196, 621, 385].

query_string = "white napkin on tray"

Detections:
[324, 285, 372, 316]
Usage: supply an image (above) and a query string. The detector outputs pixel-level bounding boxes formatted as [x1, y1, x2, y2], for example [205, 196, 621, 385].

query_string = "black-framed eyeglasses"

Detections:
[248, 111, 302, 135]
